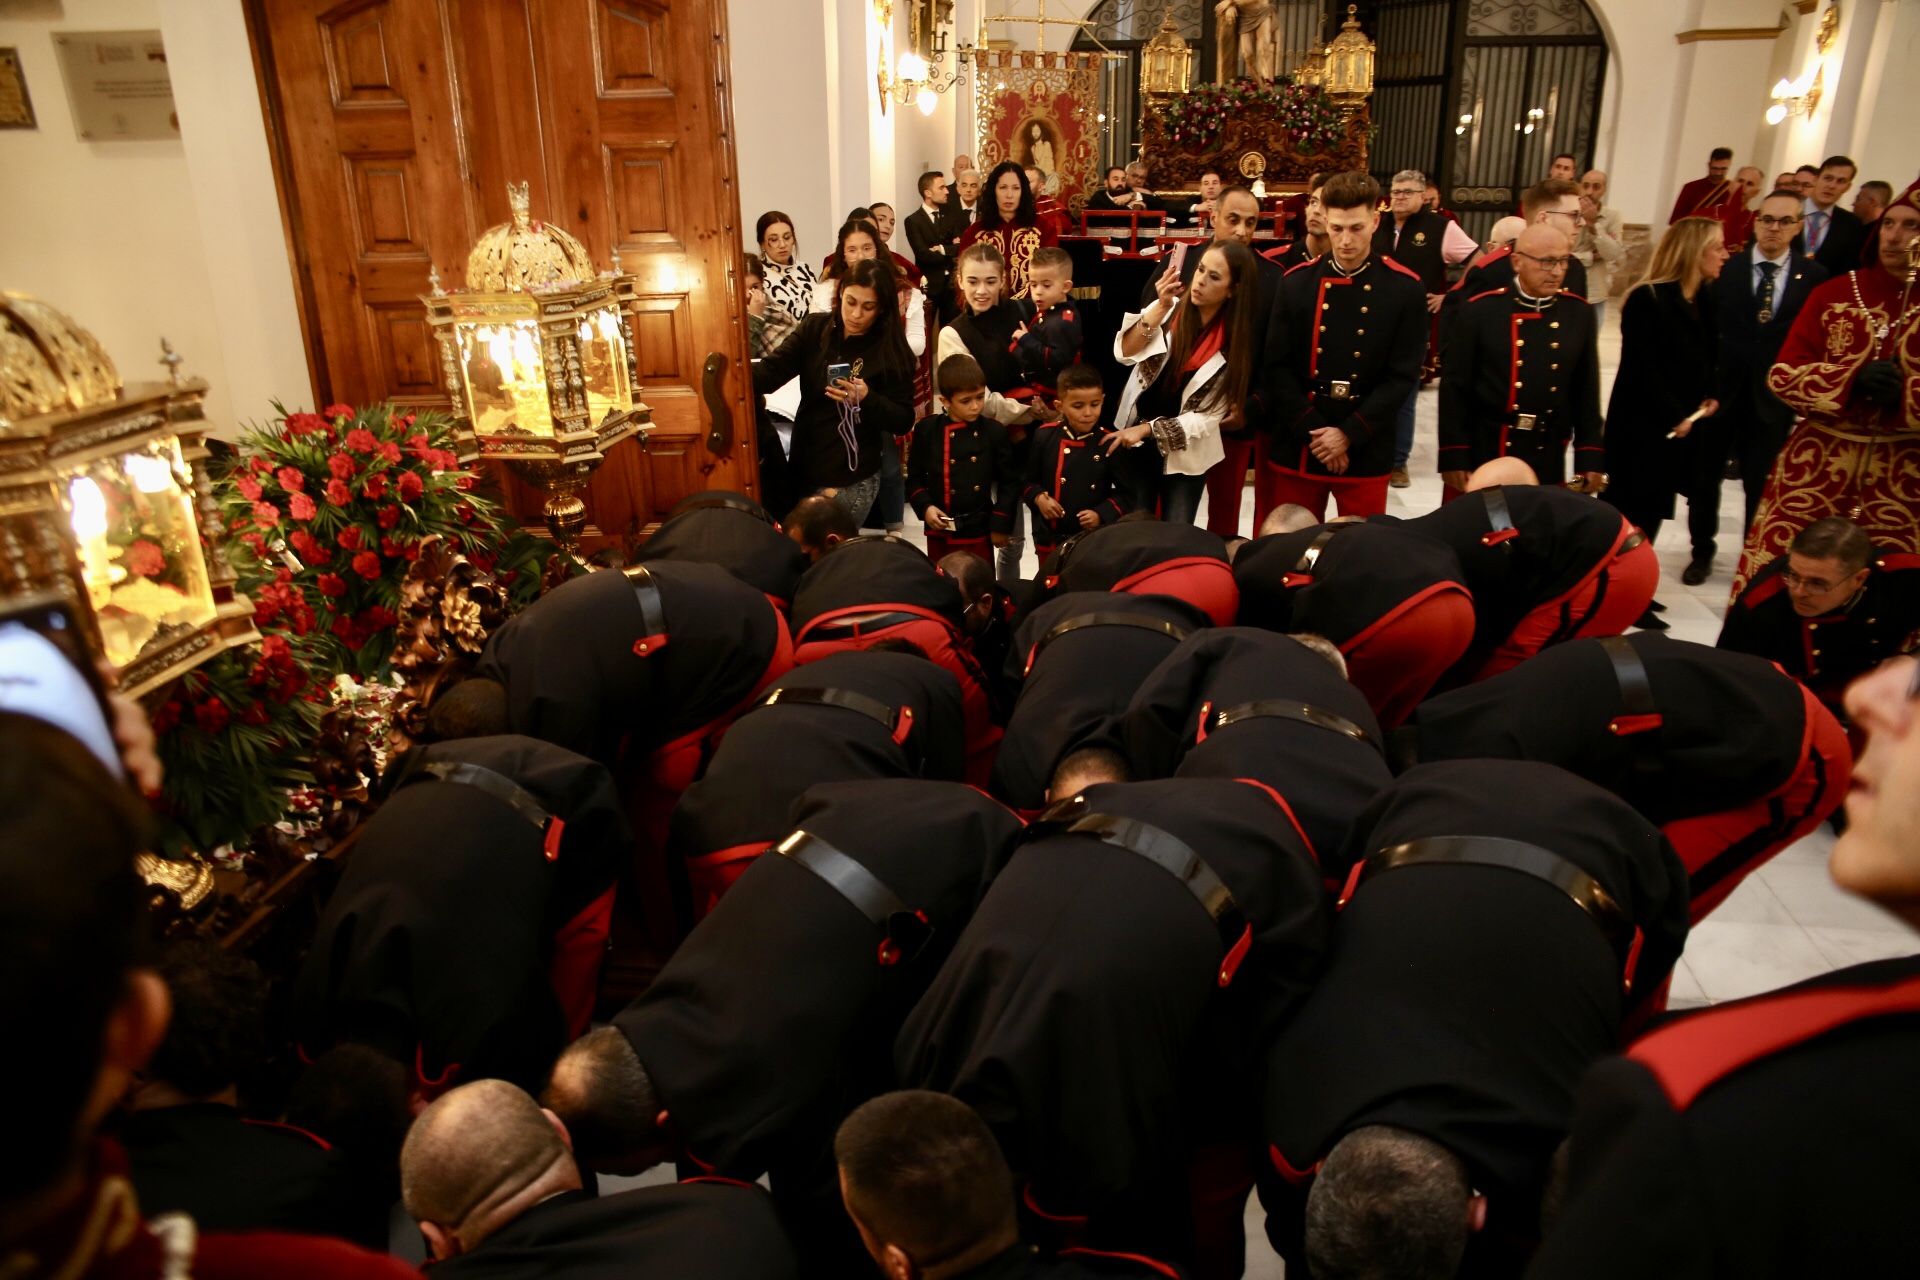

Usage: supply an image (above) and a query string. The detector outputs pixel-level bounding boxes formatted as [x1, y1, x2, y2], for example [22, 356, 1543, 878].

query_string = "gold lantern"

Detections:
[1140, 13, 1194, 99]
[0, 293, 258, 697]
[1322, 5, 1375, 109]
[422, 182, 650, 552]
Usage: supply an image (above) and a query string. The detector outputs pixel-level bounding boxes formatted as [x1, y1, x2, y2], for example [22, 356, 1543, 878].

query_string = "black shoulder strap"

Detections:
[674, 493, 774, 524]
[1201, 699, 1379, 752]
[410, 761, 565, 860]
[1291, 526, 1342, 581]
[622, 564, 670, 656]
[1027, 611, 1192, 675]
[1598, 635, 1664, 776]
[775, 830, 931, 965]
[1479, 488, 1518, 546]
[755, 686, 914, 750]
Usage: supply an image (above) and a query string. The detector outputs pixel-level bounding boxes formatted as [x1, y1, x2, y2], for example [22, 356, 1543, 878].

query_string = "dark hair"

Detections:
[1218, 185, 1259, 213]
[424, 677, 510, 741]
[1055, 364, 1104, 397]
[1552, 151, 1577, 166]
[755, 210, 794, 244]
[743, 252, 765, 282]
[148, 940, 269, 1099]
[1161, 240, 1261, 417]
[1522, 177, 1581, 217]
[1818, 155, 1856, 175]
[828, 257, 913, 382]
[847, 206, 874, 224]
[1105, 166, 1127, 180]
[1049, 746, 1131, 796]
[835, 1091, 1015, 1269]
[1710, 147, 1734, 162]
[917, 171, 945, 198]
[1029, 246, 1073, 276]
[1861, 180, 1894, 201]
[1791, 516, 1872, 572]
[1320, 171, 1380, 213]
[788, 493, 859, 546]
[937, 353, 987, 398]
[825, 218, 885, 282]
[544, 1026, 661, 1166]
[1304, 1126, 1473, 1280]
[1761, 188, 1804, 206]
[0, 712, 150, 1201]
[1795, 164, 1821, 176]
[977, 161, 1036, 232]
[285, 1042, 411, 1191]
[1201, 170, 1221, 181]
[938, 551, 996, 605]
[870, 201, 893, 215]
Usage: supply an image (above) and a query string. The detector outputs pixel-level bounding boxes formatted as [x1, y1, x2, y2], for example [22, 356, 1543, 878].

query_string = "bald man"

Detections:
[1438, 222, 1603, 494]
[402, 1079, 795, 1277]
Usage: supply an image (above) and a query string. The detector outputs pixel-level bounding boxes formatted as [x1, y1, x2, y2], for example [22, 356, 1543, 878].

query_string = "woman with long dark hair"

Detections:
[753, 257, 915, 527]
[1604, 215, 1728, 627]
[1108, 241, 1263, 525]
[958, 161, 1058, 301]
[756, 210, 816, 324]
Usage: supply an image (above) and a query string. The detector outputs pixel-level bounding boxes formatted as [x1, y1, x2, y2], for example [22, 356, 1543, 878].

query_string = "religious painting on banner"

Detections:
[975, 49, 1100, 213]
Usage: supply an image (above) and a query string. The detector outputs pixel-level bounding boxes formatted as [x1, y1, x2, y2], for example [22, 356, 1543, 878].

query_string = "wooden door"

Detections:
[250, 0, 758, 545]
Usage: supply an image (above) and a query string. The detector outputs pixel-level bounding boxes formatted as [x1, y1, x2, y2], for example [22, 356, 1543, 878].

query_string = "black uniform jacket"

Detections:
[896, 778, 1328, 1212]
[292, 736, 631, 1090]
[907, 413, 1017, 539]
[1046, 519, 1231, 598]
[478, 560, 785, 765]
[1260, 254, 1429, 478]
[1718, 551, 1920, 712]
[1113, 628, 1388, 867]
[620, 780, 1022, 1178]
[1025, 424, 1128, 547]
[1396, 485, 1630, 668]
[1233, 521, 1469, 647]
[631, 493, 808, 608]
[1399, 633, 1809, 825]
[1528, 956, 1920, 1280]
[1013, 300, 1084, 389]
[1443, 245, 1589, 326]
[118, 1105, 377, 1247]
[1263, 761, 1690, 1245]
[791, 535, 962, 637]
[670, 651, 967, 858]
[426, 1182, 797, 1280]
[1438, 287, 1604, 482]
[993, 592, 1209, 810]
[1371, 209, 1452, 293]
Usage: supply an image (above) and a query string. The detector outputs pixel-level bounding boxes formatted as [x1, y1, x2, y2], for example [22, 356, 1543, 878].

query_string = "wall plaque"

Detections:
[0, 48, 34, 129]
[52, 29, 178, 141]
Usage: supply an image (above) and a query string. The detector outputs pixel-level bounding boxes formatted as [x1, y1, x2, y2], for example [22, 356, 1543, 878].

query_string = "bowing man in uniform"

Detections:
[1041, 516, 1240, 627]
[1395, 464, 1659, 683]
[670, 648, 967, 915]
[896, 778, 1328, 1273]
[1231, 509, 1475, 727]
[403, 1079, 797, 1279]
[1257, 171, 1429, 527]
[1439, 224, 1604, 493]
[1394, 632, 1851, 921]
[292, 736, 631, 1099]
[993, 591, 1210, 814]
[1257, 760, 1690, 1280]
[628, 489, 810, 614]
[547, 780, 1023, 1275]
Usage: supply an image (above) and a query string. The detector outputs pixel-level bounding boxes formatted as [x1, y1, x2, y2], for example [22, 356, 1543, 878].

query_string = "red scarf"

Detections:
[1182, 312, 1226, 374]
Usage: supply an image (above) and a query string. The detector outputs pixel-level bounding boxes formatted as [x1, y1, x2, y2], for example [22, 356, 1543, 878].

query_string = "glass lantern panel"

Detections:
[577, 305, 633, 425]
[456, 320, 556, 439]
[58, 436, 216, 669]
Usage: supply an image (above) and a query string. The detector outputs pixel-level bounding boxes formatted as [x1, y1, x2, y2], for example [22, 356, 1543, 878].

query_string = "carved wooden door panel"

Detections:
[252, 0, 757, 545]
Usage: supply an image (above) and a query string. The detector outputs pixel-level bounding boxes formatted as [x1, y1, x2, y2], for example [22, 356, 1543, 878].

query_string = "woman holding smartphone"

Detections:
[753, 257, 915, 526]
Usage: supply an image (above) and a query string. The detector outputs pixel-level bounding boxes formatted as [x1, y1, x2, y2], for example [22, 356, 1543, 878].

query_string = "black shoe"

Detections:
[1724, 458, 1742, 480]
[1648, 599, 1668, 613]
[1634, 606, 1670, 631]
[1681, 557, 1713, 586]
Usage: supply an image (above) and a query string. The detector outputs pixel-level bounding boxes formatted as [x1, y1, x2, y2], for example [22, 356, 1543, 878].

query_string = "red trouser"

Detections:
[548, 885, 617, 1038]
[1342, 584, 1477, 729]
[1204, 436, 1257, 538]
[1253, 459, 1390, 531]
[1471, 519, 1660, 681]
[923, 532, 990, 563]
[1664, 682, 1853, 923]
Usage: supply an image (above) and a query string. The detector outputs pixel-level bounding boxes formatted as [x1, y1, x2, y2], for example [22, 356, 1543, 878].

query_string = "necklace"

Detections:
[1850, 269, 1920, 349]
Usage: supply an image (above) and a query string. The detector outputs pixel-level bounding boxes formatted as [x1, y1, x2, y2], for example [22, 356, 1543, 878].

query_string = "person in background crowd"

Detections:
[1547, 152, 1577, 181]
[948, 167, 984, 234]
[1791, 164, 1821, 195]
[909, 354, 1017, 563]
[1669, 146, 1737, 223]
[961, 162, 1058, 303]
[1486, 215, 1527, 252]
[1375, 168, 1479, 488]
[1026, 166, 1073, 239]
[1423, 181, 1455, 221]
[1025, 364, 1127, 556]
[1797, 154, 1867, 275]
[1774, 170, 1799, 195]
[1712, 188, 1827, 531]
[757, 210, 818, 325]
[1576, 170, 1627, 324]
[1087, 166, 1147, 213]
[1191, 170, 1224, 222]
[1855, 179, 1893, 225]
[1602, 216, 1727, 619]
[1269, 179, 1329, 270]
[1013, 246, 1084, 395]
[744, 254, 798, 359]
[906, 171, 959, 323]
[870, 201, 897, 247]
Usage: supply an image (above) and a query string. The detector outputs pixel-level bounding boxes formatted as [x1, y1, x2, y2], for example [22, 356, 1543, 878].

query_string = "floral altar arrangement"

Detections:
[1144, 77, 1369, 189]
[1159, 78, 1347, 154]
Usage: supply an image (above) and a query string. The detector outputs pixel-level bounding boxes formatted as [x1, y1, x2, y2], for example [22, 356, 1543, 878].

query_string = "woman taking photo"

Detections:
[753, 258, 915, 527]
[1603, 215, 1728, 628]
[1109, 241, 1262, 525]
[959, 162, 1057, 301]
[757, 211, 817, 325]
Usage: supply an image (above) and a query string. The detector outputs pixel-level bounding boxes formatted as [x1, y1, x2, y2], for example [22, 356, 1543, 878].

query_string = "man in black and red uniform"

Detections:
[1395, 463, 1659, 683]
[670, 649, 967, 915]
[1111, 627, 1389, 865]
[629, 489, 809, 612]
[897, 778, 1328, 1276]
[1718, 515, 1920, 729]
[1256, 170, 1429, 529]
[1395, 633, 1851, 921]
[1042, 516, 1240, 627]
[292, 735, 631, 1099]
[1529, 654, 1920, 1277]
[1258, 760, 1690, 1280]
[403, 1079, 797, 1279]
[1443, 179, 1592, 329]
[1231, 509, 1475, 727]
[993, 591, 1210, 814]
[1439, 223, 1605, 492]
[547, 779, 1023, 1276]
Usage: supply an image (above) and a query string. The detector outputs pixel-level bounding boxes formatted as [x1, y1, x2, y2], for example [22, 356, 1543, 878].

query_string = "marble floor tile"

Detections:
[1700, 873, 1797, 927]
[1806, 926, 1920, 968]
[1758, 862, 1916, 932]
[1682, 921, 1839, 1002]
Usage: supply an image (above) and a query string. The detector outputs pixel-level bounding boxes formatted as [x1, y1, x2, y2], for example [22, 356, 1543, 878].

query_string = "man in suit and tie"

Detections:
[943, 168, 982, 237]
[1707, 188, 1829, 554]
[905, 170, 960, 323]
[1796, 155, 1867, 276]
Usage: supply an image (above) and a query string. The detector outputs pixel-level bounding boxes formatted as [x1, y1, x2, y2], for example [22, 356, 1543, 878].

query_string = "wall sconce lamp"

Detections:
[1766, 66, 1822, 124]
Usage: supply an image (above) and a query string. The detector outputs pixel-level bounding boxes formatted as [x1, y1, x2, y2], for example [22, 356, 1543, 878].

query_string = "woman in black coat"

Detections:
[1603, 217, 1729, 626]
[753, 257, 915, 526]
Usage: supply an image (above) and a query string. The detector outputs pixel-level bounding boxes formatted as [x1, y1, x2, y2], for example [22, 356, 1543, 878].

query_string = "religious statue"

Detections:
[1214, 0, 1277, 84]
[1029, 123, 1056, 178]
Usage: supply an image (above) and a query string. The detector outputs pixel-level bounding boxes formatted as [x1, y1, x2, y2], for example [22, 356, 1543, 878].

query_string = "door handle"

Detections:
[701, 351, 732, 456]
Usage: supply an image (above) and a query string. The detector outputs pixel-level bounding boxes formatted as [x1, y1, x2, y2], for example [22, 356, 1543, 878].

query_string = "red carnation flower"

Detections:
[253, 501, 282, 529]
[289, 530, 328, 565]
[407, 433, 431, 458]
[352, 550, 382, 580]
[249, 456, 271, 474]
[288, 491, 318, 522]
[241, 533, 266, 555]
[377, 504, 403, 530]
[345, 427, 378, 455]
[276, 466, 307, 493]
[398, 413, 417, 427]
[284, 411, 329, 438]
[125, 539, 167, 578]
[193, 698, 231, 735]
[325, 478, 352, 507]
[324, 402, 354, 421]
[360, 604, 398, 631]
[316, 572, 347, 598]
[397, 471, 425, 502]
[328, 453, 356, 481]
[377, 441, 402, 464]
[362, 472, 389, 501]
[380, 535, 415, 560]
[236, 475, 263, 502]
[149, 698, 182, 736]
[240, 700, 271, 726]
[335, 525, 363, 551]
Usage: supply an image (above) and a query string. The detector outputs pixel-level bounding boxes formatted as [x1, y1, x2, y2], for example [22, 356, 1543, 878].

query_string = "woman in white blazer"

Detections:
[1109, 240, 1263, 525]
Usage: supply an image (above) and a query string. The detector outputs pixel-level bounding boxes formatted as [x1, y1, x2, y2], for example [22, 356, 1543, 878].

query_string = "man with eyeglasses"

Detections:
[1711, 189, 1827, 534]
[1719, 516, 1920, 726]
[1374, 169, 1480, 487]
[1438, 223, 1602, 493]
[1443, 179, 1590, 331]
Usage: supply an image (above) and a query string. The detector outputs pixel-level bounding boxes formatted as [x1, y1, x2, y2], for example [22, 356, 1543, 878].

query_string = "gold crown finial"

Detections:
[508, 181, 533, 230]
